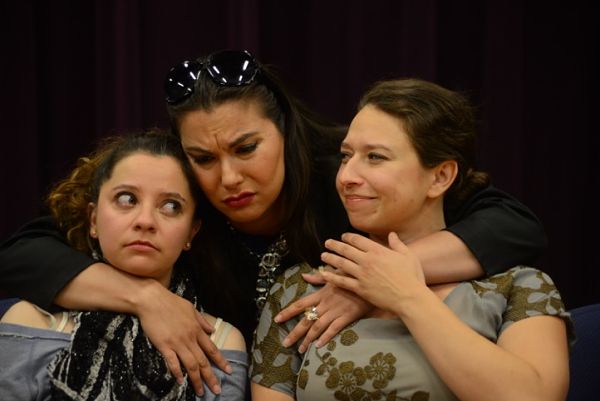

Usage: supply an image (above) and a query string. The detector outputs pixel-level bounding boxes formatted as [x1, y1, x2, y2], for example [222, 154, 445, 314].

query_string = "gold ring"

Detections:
[304, 306, 319, 321]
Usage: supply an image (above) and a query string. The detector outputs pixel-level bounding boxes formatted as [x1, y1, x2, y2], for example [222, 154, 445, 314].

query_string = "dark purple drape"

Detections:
[1, 0, 597, 308]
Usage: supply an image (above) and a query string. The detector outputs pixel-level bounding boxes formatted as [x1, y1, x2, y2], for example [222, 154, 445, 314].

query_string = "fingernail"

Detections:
[177, 377, 184, 385]
[225, 364, 233, 374]
[213, 384, 222, 394]
[274, 314, 281, 323]
[315, 340, 323, 348]
[282, 338, 290, 347]
[299, 345, 306, 353]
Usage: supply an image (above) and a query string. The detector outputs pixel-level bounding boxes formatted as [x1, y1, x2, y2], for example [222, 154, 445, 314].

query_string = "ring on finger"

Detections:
[304, 306, 319, 321]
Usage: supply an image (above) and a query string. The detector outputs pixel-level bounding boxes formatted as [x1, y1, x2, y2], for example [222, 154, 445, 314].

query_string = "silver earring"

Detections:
[184, 242, 191, 250]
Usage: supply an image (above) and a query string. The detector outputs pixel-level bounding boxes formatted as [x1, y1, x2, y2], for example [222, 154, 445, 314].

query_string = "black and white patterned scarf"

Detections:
[48, 268, 197, 401]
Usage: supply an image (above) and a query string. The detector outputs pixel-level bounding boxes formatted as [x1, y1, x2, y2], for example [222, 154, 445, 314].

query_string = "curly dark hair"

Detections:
[46, 129, 202, 255]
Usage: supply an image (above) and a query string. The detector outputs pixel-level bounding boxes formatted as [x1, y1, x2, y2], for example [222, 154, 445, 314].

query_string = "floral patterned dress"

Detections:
[250, 264, 572, 401]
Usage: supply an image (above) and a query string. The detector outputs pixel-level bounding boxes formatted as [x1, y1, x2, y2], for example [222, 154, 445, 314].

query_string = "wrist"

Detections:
[391, 283, 436, 319]
[129, 278, 166, 316]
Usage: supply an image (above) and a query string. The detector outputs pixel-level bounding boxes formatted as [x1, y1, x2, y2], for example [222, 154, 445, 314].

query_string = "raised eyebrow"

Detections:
[111, 186, 187, 203]
[111, 184, 138, 192]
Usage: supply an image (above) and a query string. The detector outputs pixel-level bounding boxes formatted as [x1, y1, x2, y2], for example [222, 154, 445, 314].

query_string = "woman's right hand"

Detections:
[135, 281, 233, 396]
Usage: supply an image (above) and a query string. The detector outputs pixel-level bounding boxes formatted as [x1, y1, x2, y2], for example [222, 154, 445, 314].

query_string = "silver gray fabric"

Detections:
[0, 323, 248, 401]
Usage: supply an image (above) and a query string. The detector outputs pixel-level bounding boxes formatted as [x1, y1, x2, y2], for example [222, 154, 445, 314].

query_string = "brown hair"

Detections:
[358, 78, 490, 206]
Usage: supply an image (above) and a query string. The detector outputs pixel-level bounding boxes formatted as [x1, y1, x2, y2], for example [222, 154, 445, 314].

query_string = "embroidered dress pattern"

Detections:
[250, 264, 572, 401]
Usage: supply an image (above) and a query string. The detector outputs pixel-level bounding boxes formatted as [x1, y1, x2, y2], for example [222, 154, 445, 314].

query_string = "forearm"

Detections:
[445, 185, 547, 275]
[55, 262, 162, 315]
[408, 230, 483, 284]
[394, 288, 563, 401]
[0, 216, 95, 309]
[251, 383, 294, 401]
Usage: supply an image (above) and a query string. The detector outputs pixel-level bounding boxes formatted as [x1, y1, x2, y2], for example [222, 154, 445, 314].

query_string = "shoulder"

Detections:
[1, 300, 51, 329]
[203, 313, 246, 351]
[220, 323, 246, 352]
[478, 267, 570, 329]
[271, 263, 316, 306]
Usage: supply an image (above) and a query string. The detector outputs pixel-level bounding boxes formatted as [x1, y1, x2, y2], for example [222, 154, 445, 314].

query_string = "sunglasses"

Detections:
[164, 50, 260, 105]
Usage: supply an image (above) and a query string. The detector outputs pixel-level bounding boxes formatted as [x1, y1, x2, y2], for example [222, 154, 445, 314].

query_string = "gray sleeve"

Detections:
[0, 324, 71, 401]
[199, 350, 248, 401]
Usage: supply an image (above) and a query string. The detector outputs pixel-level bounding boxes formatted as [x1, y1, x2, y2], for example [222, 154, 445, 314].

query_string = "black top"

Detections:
[0, 170, 546, 345]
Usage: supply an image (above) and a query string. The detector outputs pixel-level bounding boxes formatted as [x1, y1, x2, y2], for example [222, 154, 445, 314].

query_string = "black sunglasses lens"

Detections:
[207, 50, 258, 86]
[164, 60, 202, 104]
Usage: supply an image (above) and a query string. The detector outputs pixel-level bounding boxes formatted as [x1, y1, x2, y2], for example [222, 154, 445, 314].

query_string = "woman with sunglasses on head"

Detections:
[251, 78, 571, 401]
[0, 130, 247, 400]
[0, 50, 546, 396]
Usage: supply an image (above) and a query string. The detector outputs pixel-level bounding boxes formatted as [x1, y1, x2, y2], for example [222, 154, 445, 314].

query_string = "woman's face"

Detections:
[336, 105, 438, 243]
[89, 153, 199, 287]
[178, 99, 286, 235]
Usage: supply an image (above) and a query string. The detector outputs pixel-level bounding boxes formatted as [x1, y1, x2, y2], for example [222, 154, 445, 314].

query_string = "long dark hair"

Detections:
[166, 51, 346, 334]
[166, 52, 345, 264]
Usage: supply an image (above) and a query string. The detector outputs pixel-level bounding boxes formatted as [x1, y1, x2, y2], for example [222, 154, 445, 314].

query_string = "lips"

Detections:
[223, 192, 255, 208]
[343, 194, 375, 209]
[344, 194, 374, 202]
[126, 240, 159, 252]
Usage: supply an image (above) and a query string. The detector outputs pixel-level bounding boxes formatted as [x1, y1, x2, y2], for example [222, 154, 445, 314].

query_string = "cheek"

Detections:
[168, 222, 195, 247]
[192, 168, 216, 193]
[335, 176, 343, 197]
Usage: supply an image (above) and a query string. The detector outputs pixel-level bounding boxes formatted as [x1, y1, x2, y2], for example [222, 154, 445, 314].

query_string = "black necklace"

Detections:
[227, 222, 289, 314]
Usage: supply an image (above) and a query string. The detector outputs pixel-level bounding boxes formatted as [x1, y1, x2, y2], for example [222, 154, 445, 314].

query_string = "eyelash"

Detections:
[191, 155, 213, 165]
[339, 151, 387, 163]
[368, 152, 387, 161]
[160, 200, 183, 216]
[114, 192, 183, 216]
[115, 192, 136, 207]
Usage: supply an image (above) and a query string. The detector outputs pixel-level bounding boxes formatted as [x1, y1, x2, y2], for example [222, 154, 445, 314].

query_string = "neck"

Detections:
[372, 200, 446, 245]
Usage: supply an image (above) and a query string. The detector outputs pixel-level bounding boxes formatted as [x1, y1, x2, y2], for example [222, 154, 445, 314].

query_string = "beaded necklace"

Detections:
[227, 222, 289, 314]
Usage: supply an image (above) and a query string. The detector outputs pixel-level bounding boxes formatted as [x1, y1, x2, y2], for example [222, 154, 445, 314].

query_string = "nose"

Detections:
[220, 158, 243, 189]
[133, 204, 157, 232]
[337, 155, 361, 188]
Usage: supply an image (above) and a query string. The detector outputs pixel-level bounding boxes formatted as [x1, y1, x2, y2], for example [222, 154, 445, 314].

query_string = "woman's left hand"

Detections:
[274, 274, 373, 353]
[320, 232, 426, 312]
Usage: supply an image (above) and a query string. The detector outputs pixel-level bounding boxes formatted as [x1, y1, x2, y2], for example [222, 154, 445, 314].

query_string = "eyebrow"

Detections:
[184, 132, 259, 153]
[111, 184, 188, 203]
[340, 141, 393, 152]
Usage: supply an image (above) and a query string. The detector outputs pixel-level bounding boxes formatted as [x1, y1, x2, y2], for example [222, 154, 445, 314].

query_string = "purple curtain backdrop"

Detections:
[1, 1, 597, 308]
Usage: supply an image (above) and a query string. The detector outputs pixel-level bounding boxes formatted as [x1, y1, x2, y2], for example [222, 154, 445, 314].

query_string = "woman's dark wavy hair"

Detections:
[166, 51, 345, 264]
[358, 78, 490, 209]
[46, 129, 202, 255]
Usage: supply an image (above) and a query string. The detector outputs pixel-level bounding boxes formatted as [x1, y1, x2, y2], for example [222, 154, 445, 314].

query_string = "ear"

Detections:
[88, 202, 98, 238]
[188, 219, 202, 243]
[427, 160, 458, 198]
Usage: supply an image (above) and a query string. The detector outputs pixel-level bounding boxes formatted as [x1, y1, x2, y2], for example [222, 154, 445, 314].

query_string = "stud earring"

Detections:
[184, 242, 191, 250]
[90, 228, 97, 238]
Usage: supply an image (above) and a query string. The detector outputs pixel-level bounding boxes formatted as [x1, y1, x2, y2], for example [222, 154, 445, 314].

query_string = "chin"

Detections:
[348, 218, 373, 234]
